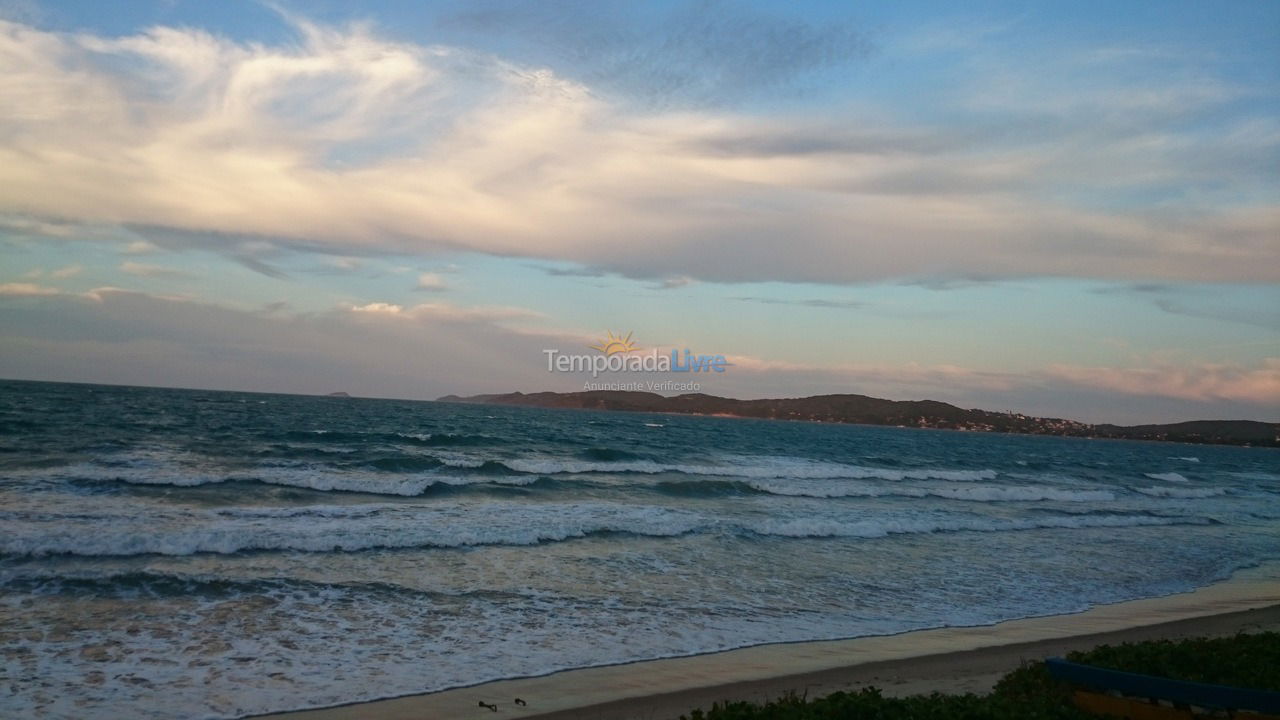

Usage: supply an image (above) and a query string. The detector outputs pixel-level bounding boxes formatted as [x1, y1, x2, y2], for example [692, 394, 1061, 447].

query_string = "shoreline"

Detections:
[255, 563, 1280, 720]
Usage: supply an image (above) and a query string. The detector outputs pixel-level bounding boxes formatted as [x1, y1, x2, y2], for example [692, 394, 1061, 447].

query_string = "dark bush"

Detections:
[678, 631, 1278, 719]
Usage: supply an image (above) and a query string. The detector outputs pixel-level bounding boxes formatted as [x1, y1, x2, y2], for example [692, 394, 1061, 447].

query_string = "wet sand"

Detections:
[255, 564, 1280, 720]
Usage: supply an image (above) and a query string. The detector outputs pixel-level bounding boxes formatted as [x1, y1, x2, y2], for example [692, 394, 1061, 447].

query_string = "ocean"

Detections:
[1, 379, 1277, 719]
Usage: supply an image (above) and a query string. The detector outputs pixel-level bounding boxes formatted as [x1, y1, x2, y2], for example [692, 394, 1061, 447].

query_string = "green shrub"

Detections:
[678, 631, 1278, 720]
[1065, 631, 1280, 691]
[679, 674, 1094, 719]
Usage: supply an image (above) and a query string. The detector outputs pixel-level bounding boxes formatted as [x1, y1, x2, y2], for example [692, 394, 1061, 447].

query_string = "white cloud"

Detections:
[0, 15, 1274, 286]
[327, 257, 362, 270]
[49, 264, 82, 278]
[350, 302, 403, 315]
[655, 276, 694, 290]
[415, 272, 449, 291]
[409, 302, 542, 322]
[724, 354, 1022, 394]
[0, 282, 59, 296]
[0, 290, 569, 399]
[349, 300, 541, 323]
[0, 282, 163, 303]
[120, 261, 191, 278]
[1046, 360, 1280, 406]
[121, 240, 159, 254]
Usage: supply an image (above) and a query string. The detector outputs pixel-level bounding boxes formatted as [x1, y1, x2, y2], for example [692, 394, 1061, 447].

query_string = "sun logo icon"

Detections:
[588, 330, 640, 356]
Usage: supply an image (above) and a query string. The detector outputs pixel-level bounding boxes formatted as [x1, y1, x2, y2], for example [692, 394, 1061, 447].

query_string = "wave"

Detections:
[750, 513, 1213, 540]
[212, 504, 392, 519]
[1145, 472, 1190, 483]
[1132, 486, 1228, 499]
[487, 457, 998, 482]
[395, 432, 495, 447]
[0, 502, 705, 557]
[741, 480, 1115, 502]
[1, 498, 1217, 558]
[278, 430, 494, 447]
[1230, 471, 1280, 484]
[75, 467, 541, 497]
[0, 568, 536, 605]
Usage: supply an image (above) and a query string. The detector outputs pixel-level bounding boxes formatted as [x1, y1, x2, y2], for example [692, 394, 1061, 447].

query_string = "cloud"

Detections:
[0, 281, 183, 304]
[655, 276, 694, 290]
[714, 351, 1280, 418]
[120, 261, 192, 278]
[734, 296, 865, 309]
[349, 300, 542, 324]
[1152, 297, 1280, 331]
[538, 265, 608, 278]
[121, 240, 160, 254]
[350, 302, 403, 315]
[415, 272, 450, 291]
[1046, 360, 1280, 406]
[724, 354, 1021, 394]
[0, 282, 60, 296]
[0, 290, 568, 399]
[899, 276, 999, 292]
[24, 265, 83, 279]
[328, 257, 362, 271]
[1091, 282, 1173, 295]
[0, 14, 1274, 287]
[1091, 282, 1280, 330]
[234, 256, 289, 280]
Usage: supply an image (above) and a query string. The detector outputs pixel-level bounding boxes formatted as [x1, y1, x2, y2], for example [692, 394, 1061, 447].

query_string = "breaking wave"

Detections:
[486, 457, 999, 482]
[1132, 486, 1228, 499]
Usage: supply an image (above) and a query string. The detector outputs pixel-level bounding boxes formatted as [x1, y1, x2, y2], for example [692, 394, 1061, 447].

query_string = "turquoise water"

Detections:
[1, 379, 1277, 718]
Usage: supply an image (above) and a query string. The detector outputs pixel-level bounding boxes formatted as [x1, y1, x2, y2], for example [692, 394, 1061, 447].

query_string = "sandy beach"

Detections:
[256, 563, 1280, 720]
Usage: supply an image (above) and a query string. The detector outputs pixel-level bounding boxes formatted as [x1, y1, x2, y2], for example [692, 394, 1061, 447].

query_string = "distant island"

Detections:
[438, 391, 1279, 448]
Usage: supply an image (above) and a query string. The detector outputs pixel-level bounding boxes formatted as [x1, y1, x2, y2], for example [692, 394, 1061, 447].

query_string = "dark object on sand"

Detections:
[515, 697, 527, 706]
[478, 700, 498, 712]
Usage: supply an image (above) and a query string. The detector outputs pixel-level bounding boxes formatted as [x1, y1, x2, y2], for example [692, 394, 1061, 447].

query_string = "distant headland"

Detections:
[438, 390, 1278, 448]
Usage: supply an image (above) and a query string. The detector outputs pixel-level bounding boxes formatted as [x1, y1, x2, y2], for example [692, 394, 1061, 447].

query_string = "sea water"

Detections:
[1, 380, 1277, 718]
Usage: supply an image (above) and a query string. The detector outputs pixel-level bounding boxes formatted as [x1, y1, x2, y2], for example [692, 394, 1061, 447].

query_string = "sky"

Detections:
[0, 0, 1277, 424]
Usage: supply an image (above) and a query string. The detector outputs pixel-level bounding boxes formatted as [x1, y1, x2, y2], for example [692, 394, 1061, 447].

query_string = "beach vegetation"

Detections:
[679, 632, 1279, 719]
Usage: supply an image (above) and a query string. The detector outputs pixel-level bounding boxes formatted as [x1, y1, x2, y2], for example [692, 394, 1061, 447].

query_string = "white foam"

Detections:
[1132, 486, 1228, 499]
[1145, 472, 1190, 483]
[752, 513, 1200, 539]
[744, 480, 1114, 503]
[496, 456, 997, 482]
[68, 465, 535, 496]
[1171, 456, 1200, 462]
[0, 502, 704, 557]
[213, 504, 392, 519]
